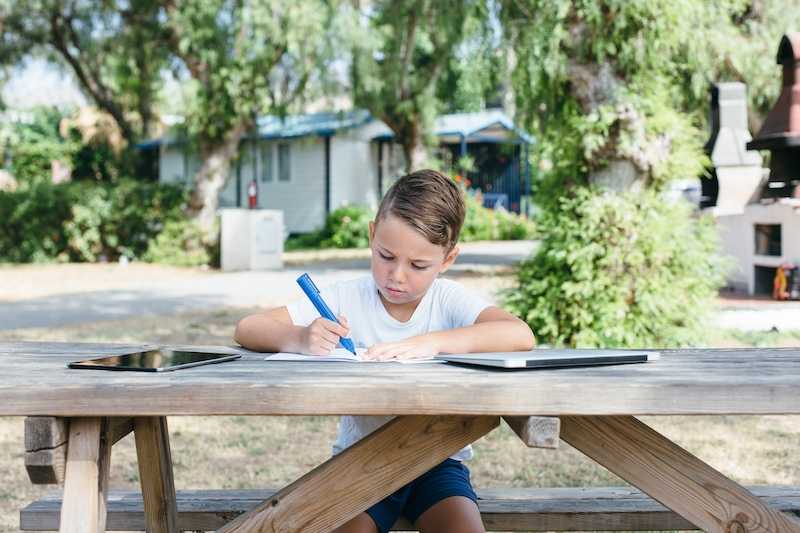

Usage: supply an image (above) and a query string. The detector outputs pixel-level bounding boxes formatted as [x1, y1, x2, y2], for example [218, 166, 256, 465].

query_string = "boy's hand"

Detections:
[301, 316, 350, 356]
[365, 334, 441, 361]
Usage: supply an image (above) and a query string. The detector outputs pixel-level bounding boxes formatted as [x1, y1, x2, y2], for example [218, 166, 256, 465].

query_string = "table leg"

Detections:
[217, 415, 499, 533]
[561, 415, 800, 533]
[134, 416, 178, 533]
[58, 417, 111, 533]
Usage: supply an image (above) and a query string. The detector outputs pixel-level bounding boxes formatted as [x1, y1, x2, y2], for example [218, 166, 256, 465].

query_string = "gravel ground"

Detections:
[2, 240, 800, 333]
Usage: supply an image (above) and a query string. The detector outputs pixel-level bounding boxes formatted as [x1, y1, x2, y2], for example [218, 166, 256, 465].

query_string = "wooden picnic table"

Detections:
[2, 341, 800, 533]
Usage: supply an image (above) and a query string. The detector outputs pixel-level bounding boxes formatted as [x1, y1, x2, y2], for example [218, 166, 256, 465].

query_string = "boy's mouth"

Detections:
[385, 286, 405, 296]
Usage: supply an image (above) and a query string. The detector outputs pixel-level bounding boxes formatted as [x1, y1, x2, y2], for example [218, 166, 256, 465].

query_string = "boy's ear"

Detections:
[368, 220, 375, 244]
[440, 245, 460, 274]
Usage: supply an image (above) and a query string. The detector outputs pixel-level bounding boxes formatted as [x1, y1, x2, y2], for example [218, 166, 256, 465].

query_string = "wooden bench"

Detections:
[20, 485, 800, 531]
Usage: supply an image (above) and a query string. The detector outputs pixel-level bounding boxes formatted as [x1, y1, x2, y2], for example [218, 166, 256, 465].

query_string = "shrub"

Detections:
[320, 205, 373, 249]
[286, 205, 374, 250]
[460, 190, 536, 242]
[0, 180, 188, 263]
[0, 181, 76, 262]
[143, 218, 214, 267]
[503, 188, 729, 348]
[284, 193, 535, 251]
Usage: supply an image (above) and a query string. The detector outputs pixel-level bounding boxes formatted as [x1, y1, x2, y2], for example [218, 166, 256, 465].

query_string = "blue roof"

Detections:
[137, 109, 531, 148]
[254, 110, 372, 139]
[374, 109, 533, 144]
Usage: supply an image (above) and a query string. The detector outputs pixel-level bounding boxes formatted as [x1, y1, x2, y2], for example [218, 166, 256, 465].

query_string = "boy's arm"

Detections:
[234, 307, 350, 355]
[365, 306, 535, 360]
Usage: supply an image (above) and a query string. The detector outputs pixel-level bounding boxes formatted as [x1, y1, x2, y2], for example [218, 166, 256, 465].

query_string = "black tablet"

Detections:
[67, 348, 241, 372]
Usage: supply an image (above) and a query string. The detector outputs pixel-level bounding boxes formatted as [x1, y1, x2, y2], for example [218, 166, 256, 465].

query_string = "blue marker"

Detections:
[296, 273, 357, 355]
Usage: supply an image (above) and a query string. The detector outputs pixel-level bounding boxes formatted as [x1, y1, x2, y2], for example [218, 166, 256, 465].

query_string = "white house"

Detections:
[140, 109, 533, 234]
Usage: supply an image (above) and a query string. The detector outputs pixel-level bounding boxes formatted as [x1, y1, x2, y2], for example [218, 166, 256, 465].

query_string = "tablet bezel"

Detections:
[67, 349, 242, 372]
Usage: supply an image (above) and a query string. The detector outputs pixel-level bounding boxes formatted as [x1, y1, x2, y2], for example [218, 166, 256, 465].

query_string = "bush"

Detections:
[143, 218, 215, 267]
[0, 181, 76, 262]
[460, 191, 536, 242]
[503, 188, 729, 348]
[0, 180, 188, 263]
[320, 205, 373, 249]
[286, 205, 374, 250]
[284, 194, 535, 251]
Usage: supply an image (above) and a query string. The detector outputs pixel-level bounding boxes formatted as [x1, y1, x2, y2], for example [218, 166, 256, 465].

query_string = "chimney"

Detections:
[746, 33, 800, 199]
[701, 82, 763, 212]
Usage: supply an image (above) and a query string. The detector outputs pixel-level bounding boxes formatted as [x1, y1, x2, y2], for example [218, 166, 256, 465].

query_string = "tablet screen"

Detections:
[67, 349, 241, 372]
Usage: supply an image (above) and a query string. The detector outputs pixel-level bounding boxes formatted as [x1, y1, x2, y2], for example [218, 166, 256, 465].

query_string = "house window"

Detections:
[278, 143, 291, 182]
[754, 224, 781, 256]
[260, 145, 273, 182]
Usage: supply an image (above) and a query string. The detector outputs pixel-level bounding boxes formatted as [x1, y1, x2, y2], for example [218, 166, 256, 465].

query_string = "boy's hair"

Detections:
[375, 169, 465, 250]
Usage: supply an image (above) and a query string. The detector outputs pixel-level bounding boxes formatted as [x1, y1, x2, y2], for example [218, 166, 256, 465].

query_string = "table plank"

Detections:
[1, 343, 800, 416]
[560, 416, 800, 533]
[58, 418, 111, 533]
[134, 417, 178, 533]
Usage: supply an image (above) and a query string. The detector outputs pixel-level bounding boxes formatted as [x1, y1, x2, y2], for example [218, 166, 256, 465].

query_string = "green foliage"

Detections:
[1, 0, 166, 144]
[0, 181, 76, 262]
[143, 218, 215, 267]
[346, 0, 491, 168]
[169, 0, 336, 146]
[286, 205, 374, 250]
[0, 180, 188, 263]
[460, 191, 536, 242]
[503, 188, 730, 348]
[287, 196, 535, 251]
[320, 205, 373, 249]
[498, 0, 772, 346]
[5, 108, 78, 185]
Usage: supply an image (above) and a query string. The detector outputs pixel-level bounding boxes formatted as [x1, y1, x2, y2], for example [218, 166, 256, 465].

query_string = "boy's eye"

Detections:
[378, 252, 394, 261]
[412, 264, 429, 271]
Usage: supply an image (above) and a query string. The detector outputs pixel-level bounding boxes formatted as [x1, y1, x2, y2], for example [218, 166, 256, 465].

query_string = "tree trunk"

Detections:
[188, 120, 249, 240]
[400, 124, 428, 173]
[566, 60, 651, 191]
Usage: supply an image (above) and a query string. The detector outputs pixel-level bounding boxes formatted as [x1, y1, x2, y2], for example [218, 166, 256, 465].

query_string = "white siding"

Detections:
[159, 146, 187, 184]
[716, 200, 800, 294]
[330, 132, 379, 212]
[255, 137, 326, 233]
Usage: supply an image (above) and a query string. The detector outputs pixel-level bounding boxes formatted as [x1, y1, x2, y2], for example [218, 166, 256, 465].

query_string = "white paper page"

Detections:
[264, 348, 443, 364]
[265, 348, 364, 362]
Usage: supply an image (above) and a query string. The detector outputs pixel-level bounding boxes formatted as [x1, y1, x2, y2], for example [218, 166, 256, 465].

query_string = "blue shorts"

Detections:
[365, 459, 477, 533]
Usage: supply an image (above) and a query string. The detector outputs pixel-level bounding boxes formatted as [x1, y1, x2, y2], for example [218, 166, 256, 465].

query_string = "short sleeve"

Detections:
[286, 284, 341, 327]
[437, 279, 492, 329]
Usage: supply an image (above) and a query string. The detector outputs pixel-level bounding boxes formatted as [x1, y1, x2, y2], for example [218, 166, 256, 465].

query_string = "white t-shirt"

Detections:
[286, 275, 491, 461]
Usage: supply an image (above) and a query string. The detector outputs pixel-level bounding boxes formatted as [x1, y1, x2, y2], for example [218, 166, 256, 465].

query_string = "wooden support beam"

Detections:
[134, 417, 178, 533]
[503, 416, 560, 449]
[58, 417, 112, 533]
[560, 415, 800, 533]
[24, 417, 133, 485]
[218, 415, 500, 533]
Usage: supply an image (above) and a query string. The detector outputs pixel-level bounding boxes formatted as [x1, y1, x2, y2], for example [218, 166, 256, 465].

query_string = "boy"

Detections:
[234, 169, 535, 533]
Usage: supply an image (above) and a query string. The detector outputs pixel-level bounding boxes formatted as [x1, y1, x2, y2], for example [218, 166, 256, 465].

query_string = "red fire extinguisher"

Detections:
[247, 179, 257, 209]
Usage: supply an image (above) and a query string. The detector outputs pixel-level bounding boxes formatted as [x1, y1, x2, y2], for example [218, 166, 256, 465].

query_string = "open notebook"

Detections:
[264, 348, 442, 364]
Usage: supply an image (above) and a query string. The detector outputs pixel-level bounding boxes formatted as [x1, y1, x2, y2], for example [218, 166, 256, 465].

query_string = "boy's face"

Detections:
[368, 214, 459, 309]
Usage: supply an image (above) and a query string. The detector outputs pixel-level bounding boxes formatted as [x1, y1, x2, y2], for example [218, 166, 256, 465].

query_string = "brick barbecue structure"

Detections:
[709, 33, 800, 297]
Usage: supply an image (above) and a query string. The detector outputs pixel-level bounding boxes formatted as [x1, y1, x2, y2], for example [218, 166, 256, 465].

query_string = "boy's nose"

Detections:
[390, 265, 407, 283]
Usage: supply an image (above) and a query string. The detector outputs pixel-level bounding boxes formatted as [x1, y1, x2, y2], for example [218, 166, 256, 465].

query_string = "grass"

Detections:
[1, 309, 799, 532]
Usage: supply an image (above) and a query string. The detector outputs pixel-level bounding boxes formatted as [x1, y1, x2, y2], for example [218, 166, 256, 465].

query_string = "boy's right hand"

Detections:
[301, 316, 350, 355]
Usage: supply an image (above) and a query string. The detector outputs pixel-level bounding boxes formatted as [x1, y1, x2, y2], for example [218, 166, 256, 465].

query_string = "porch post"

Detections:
[524, 142, 531, 217]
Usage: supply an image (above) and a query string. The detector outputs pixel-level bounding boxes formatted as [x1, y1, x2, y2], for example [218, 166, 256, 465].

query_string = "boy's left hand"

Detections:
[365, 334, 441, 361]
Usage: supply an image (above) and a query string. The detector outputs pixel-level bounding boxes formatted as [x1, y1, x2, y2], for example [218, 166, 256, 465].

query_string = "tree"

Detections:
[0, 0, 167, 145]
[498, 1, 786, 347]
[349, 0, 490, 171]
[161, 0, 336, 236]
